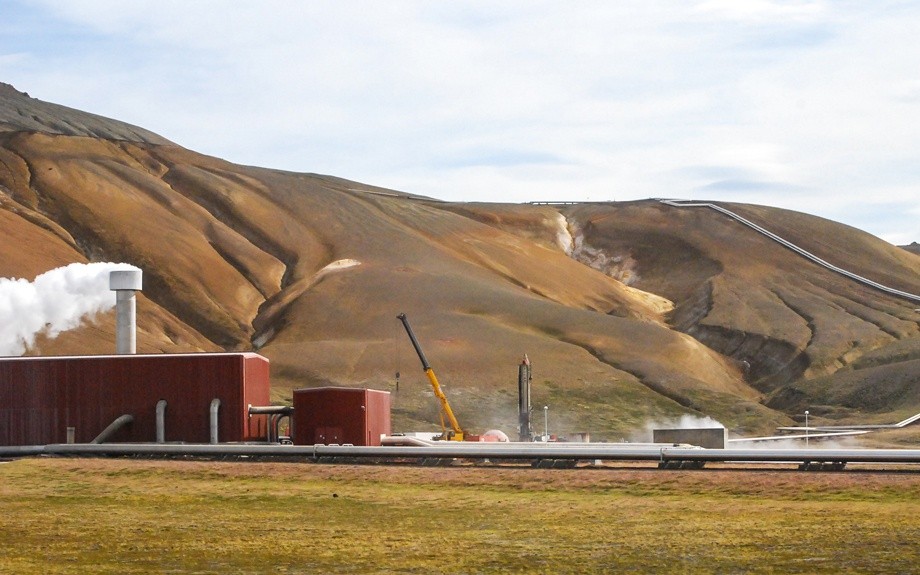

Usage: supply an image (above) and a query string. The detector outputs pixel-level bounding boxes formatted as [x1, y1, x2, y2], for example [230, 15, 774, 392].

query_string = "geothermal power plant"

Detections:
[2, 269, 920, 472]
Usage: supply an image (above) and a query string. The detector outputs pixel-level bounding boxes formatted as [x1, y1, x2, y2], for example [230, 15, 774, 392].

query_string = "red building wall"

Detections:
[0, 353, 270, 445]
[292, 387, 391, 446]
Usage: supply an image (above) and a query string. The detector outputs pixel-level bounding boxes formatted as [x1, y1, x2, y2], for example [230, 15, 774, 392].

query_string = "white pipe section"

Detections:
[109, 270, 143, 354]
[155, 400, 167, 444]
[115, 290, 136, 353]
[777, 411, 920, 432]
[209, 399, 221, 444]
[381, 436, 438, 447]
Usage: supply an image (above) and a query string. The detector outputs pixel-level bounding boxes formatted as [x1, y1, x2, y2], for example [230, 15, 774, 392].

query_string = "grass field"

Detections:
[1, 457, 919, 574]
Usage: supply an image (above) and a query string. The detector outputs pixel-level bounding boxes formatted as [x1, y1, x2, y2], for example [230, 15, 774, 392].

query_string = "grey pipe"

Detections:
[2, 438, 919, 468]
[25, 442, 920, 467]
[114, 290, 137, 353]
[0, 445, 47, 457]
[91, 414, 134, 444]
[277, 414, 291, 442]
[659, 199, 920, 304]
[248, 405, 294, 416]
[247, 405, 294, 443]
[270, 414, 281, 443]
[267, 413, 292, 444]
[265, 413, 291, 443]
[155, 400, 167, 444]
[209, 399, 221, 444]
[777, 411, 920, 432]
[267, 414, 277, 443]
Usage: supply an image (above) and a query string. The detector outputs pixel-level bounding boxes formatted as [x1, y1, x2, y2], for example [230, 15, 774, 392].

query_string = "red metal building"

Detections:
[292, 387, 391, 446]
[0, 353, 270, 445]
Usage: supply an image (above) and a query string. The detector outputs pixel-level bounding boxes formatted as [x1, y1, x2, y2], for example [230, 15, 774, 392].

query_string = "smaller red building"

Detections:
[292, 387, 391, 446]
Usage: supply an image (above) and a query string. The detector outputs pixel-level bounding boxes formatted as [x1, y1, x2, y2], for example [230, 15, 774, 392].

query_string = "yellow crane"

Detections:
[397, 313, 466, 441]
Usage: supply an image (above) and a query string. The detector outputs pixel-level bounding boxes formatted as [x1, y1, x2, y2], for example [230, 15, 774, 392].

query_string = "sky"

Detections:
[1, 1, 919, 245]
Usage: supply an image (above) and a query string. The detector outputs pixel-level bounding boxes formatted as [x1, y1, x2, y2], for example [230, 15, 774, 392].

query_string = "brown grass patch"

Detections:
[1, 457, 918, 573]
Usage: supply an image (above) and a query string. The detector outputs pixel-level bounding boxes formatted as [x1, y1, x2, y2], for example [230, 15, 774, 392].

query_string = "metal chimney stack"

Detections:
[518, 354, 532, 442]
[109, 270, 142, 354]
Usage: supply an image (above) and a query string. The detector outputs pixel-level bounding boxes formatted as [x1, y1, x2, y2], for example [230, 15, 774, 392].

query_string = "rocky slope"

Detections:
[1, 83, 918, 439]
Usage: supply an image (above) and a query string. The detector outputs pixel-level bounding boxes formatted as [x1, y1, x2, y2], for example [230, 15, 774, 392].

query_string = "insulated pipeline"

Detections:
[5, 442, 920, 467]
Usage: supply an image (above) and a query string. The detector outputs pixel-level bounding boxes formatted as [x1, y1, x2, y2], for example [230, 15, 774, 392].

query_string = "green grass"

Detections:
[1, 458, 919, 573]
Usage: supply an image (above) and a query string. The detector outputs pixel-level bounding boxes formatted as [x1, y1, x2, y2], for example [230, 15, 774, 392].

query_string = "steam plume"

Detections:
[631, 414, 726, 443]
[566, 220, 640, 285]
[0, 262, 140, 356]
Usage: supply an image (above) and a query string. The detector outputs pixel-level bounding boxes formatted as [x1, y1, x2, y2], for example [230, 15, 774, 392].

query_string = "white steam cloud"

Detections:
[566, 221, 640, 286]
[0, 262, 140, 356]
[645, 414, 726, 432]
[554, 213, 574, 254]
[631, 414, 726, 443]
[728, 436, 862, 451]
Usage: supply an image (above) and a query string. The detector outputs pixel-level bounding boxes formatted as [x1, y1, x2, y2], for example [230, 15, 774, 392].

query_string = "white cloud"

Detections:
[694, 0, 826, 22]
[1, 1, 919, 244]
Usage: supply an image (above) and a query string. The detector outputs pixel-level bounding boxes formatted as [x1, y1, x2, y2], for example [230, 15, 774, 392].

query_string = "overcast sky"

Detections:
[2, 1, 919, 245]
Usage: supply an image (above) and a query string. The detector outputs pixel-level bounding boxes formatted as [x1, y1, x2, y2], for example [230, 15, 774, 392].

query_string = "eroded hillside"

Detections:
[2, 84, 919, 438]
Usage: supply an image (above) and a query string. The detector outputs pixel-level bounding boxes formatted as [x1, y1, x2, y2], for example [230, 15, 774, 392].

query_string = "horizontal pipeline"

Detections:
[3, 443, 920, 465]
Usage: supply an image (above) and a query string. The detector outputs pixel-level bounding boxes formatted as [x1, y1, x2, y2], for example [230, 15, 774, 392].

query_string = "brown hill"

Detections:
[1, 84, 918, 440]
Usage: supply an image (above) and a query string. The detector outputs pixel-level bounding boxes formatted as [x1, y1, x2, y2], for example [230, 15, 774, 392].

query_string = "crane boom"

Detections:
[397, 313, 465, 441]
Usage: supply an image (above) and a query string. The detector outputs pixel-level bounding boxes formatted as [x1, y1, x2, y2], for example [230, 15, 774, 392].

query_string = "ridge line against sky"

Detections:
[1, 0, 919, 245]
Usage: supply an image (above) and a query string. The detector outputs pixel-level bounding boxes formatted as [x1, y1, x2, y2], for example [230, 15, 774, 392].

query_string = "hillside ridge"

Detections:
[0, 82, 172, 145]
[1, 84, 918, 440]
